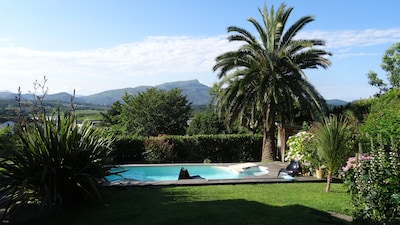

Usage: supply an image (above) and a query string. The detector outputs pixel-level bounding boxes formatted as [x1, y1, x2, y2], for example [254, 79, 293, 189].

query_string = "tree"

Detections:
[382, 42, 400, 88]
[367, 42, 400, 95]
[359, 89, 400, 148]
[120, 88, 191, 136]
[314, 115, 352, 192]
[213, 3, 331, 161]
[186, 111, 225, 135]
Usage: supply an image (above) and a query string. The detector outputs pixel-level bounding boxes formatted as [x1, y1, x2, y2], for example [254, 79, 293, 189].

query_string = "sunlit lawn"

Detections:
[26, 183, 353, 225]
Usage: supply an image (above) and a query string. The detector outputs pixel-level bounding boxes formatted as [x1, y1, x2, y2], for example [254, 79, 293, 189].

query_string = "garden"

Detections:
[1, 3, 400, 225]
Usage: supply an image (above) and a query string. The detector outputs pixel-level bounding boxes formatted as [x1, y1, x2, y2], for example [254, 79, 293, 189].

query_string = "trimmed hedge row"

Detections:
[113, 134, 262, 164]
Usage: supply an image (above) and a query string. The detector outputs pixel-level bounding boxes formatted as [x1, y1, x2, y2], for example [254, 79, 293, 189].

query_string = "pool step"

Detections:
[228, 163, 259, 172]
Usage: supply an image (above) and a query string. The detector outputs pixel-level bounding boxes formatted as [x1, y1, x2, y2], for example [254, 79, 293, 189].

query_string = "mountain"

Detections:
[0, 80, 348, 107]
[326, 99, 348, 106]
[0, 92, 17, 99]
[77, 79, 211, 106]
[0, 80, 212, 106]
[77, 86, 151, 106]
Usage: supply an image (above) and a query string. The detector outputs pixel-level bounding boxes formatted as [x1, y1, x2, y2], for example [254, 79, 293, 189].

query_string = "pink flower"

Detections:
[342, 154, 373, 171]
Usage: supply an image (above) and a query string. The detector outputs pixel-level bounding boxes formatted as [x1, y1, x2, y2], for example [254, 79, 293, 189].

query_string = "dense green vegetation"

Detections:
[359, 89, 400, 148]
[104, 88, 191, 136]
[24, 183, 353, 225]
[114, 134, 262, 164]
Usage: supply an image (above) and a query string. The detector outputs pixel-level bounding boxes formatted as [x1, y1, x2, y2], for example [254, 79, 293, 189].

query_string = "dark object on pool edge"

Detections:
[277, 160, 302, 177]
[178, 167, 204, 180]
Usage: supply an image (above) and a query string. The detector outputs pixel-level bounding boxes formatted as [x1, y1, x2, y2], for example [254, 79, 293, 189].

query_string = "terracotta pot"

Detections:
[315, 169, 325, 179]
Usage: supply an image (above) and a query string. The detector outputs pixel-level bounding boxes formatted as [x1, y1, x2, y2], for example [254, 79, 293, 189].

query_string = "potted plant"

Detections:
[307, 145, 325, 179]
[313, 161, 325, 179]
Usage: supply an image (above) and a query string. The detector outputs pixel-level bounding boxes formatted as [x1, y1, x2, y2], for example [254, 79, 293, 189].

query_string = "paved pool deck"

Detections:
[107, 161, 329, 187]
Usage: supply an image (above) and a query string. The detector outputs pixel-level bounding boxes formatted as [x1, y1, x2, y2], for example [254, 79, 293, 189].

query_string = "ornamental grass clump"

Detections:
[314, 115, 353, 192]
[0, 109, 115, 222]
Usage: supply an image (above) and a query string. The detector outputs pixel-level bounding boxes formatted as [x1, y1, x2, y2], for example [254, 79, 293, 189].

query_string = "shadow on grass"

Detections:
[22, 187, 351, 225]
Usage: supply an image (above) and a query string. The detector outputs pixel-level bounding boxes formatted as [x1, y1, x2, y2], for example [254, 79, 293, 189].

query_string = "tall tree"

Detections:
[367, 42, 400, 95]
[120, 88, 191, 136]
[213, 3, 331, 161]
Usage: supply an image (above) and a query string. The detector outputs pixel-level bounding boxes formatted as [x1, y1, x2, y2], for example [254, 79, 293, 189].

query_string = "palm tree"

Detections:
[213, 3, 331, 161]
[314, 115, 352, 192]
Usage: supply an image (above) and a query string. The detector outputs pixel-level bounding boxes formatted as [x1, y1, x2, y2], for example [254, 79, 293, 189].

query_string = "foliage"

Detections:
[344, 137, 400, 225]
[101, 100, 122, 126]
[341, 153, 373, 193]
[186, 111, 225, 135]
[23, 183, 352, 225]
[113, 136, 145, 163]
[0, 109, 115, 221]
[212, 3, 331, 161]
[119, 88, 192, 136]
[143, 137, 176, 163]
[0, 126, 18, 158]
[285, 131, 320, 173]
[314, 115, 353, 192]
[342, 98, 374, 123]
[113, 134, 263, 163]
[367, 42, 400, 95]
[359, 89, 400, 149]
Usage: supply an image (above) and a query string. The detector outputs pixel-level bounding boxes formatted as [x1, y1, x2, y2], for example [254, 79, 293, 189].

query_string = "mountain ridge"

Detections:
[0, 79, 211, 106]
[0, 79, 348, 107]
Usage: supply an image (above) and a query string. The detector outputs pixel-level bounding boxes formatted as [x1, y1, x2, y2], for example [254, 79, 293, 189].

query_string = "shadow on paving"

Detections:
[20, 187, 351, 225]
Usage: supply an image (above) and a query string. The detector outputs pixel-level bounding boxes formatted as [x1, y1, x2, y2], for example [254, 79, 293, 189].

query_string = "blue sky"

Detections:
[1, 0, 400, 101]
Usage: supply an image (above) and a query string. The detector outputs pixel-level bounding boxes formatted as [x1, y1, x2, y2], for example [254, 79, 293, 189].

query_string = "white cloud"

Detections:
[299, 28, 400, 49]
[0, 28, 399, 95]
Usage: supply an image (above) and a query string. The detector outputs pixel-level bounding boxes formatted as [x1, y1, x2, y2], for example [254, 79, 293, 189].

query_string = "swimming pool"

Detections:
[106, 164, 269, 182]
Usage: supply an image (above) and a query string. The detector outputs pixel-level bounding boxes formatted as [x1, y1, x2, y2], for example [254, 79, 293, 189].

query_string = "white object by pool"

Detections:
[107, 164, 269, 182]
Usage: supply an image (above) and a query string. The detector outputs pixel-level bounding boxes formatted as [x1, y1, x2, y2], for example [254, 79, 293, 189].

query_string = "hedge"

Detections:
[113, 134, 262, 164]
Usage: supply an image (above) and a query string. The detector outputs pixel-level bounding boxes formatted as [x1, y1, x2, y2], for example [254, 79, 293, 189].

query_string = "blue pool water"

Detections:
[106, 165, 268, 181]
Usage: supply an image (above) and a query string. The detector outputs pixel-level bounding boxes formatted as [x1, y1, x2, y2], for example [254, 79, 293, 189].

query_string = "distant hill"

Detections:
[326, 99, 348, 106]
[0, 80, 348, 107]
[0, 80, 212, 106]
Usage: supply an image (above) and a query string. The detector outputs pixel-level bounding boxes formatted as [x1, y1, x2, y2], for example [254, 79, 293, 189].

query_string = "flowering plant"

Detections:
[285, 131, 320, 173]
[340, 153, 373, 189]
[343, 140, 400, 224]
[342, 154, 373, 172]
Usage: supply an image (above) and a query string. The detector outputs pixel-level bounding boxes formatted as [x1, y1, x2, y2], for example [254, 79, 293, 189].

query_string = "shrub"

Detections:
[285, 131, 319, 174]
[0, 126, 18, 158]
[0, 109, 115, 221]
[114, 136, 145, 163]
[114, 134, 263, 163]
[143, 137, 176, 163]
[346, 137, 400, 225]
[359, 89, 400, 149]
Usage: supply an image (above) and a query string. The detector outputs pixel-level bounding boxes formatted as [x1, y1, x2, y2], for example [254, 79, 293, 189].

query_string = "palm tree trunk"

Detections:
[261, 103, 276, 161]
[326, 171, 332, 192]
[261, 126, 276, 161]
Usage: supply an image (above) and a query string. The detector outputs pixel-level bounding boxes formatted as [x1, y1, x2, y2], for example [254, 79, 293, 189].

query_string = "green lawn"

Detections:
[25, 183, 353, 225]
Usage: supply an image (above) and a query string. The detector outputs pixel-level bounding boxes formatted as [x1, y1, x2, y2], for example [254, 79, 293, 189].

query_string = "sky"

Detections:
[1, 0, 400, 101]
